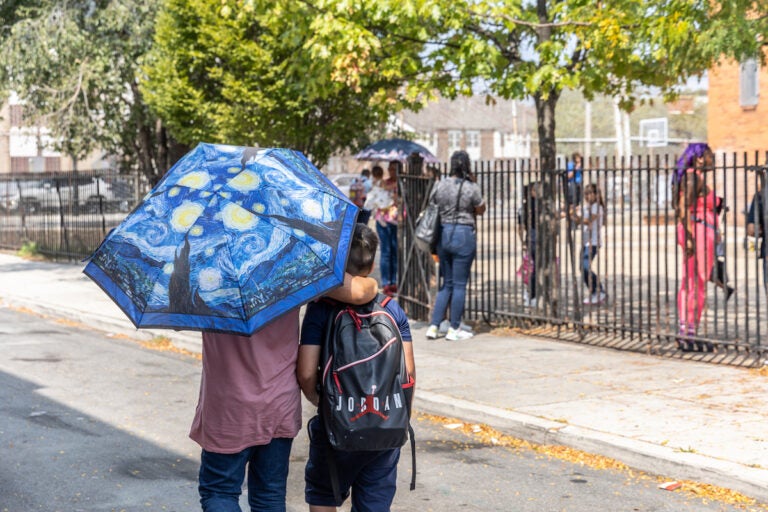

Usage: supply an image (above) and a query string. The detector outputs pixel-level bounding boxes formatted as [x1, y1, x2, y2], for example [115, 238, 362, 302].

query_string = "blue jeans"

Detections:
[198, 438, 293, 512]
[581, 245, 603, 295]
[376, 222, 398, 287]
[431, 224, 476, 329]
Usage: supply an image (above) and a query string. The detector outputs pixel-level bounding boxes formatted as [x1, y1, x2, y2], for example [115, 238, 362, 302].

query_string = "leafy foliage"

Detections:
[297, 0, 766, 314]
[140, 0, 426, 166]
[0, 0, 183, 182]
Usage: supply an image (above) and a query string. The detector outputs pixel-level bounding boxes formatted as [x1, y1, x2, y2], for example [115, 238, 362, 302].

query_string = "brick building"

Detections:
[398, 95, 536, 163]
[708, 54, 768, 157]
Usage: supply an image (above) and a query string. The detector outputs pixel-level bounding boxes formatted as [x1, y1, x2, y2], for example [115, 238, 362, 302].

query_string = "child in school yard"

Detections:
[573, 183, 607, 305]
[297, 223, 416, 512]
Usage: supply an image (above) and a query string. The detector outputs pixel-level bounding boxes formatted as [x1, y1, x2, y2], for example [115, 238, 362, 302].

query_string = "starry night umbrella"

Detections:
[354, 138, 439, 163]
[83, 143, 358, 336]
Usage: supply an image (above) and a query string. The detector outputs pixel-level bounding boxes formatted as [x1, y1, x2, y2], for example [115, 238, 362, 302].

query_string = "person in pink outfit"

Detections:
[673, 143, 717, 352]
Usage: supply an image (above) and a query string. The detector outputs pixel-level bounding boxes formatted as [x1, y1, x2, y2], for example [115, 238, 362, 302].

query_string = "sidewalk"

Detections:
[1, 252, 768, 502]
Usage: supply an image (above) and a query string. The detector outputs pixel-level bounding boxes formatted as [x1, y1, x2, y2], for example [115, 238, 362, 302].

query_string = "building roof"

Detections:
[401, 95, 536, 133]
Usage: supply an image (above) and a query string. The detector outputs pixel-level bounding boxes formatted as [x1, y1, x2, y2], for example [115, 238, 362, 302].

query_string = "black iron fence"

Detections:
[0, 170, 144, 260]
[398, 153, 768, 366]
[2, 158, 767, 365]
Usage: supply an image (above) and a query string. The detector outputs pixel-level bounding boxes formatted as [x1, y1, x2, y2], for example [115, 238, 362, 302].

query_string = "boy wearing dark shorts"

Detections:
[297, 223, 416, 512]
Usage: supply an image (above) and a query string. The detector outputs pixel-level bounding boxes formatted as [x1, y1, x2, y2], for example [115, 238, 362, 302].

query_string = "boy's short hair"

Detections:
[347, 223, 378, 276]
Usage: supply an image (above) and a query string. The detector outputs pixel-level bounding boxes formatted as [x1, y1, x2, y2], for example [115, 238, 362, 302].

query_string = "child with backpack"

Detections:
[297, 222, 416, 512]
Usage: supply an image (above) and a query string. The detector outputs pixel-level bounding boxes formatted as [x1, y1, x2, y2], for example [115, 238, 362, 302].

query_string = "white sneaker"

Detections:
[446, 327, 474, 341]
[425, 325, 439, 339]
[528, 298, 537, 307]
[439, 320, 472, 335]
[583, 292, 606, 305]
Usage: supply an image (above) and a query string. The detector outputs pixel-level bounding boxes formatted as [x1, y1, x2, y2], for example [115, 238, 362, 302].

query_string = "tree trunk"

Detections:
[534, 91, 561, 317]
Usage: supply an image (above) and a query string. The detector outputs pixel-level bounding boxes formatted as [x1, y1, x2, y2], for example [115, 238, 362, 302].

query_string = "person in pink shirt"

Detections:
[190, 274, 377, 512]
[673, 142, 717, 352]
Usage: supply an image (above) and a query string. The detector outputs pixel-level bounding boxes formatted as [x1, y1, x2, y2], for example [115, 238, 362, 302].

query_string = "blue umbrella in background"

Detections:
[354, 137, 439, 163]
[83, 143, 358, 335]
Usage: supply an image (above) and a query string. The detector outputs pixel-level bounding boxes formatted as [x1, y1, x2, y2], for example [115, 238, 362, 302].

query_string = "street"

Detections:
[0, 306, 758, 512]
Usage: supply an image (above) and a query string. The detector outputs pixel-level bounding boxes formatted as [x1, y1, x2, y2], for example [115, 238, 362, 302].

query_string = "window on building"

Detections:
[466, 131, 480, 148]
[45, 157, 61, 172]
[448, 130, 462, 152]
[740, 58, 759, 108]
[11, 157, 29, 173]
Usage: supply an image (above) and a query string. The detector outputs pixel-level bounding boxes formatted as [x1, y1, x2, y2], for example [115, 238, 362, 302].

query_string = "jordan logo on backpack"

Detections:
[319, 294, 414, 452]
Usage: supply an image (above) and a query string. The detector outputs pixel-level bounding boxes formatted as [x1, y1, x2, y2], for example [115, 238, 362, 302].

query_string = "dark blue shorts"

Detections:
[305, 416, 400, 511]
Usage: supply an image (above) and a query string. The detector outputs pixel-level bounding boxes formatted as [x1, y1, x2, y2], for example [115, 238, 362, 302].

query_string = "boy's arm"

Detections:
[403, 342, 416, 383]
[297, 345, 321, 407]
[327, 273, 377, 305]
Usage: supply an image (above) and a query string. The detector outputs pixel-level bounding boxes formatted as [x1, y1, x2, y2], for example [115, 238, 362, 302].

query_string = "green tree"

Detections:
[140, 0, 426, 166]
[0, 0, 184, 182]
[303, 0, 766, 313]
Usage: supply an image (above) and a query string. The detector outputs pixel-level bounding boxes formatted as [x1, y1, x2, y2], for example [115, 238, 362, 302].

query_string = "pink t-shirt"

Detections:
[189, 310, 302, 453]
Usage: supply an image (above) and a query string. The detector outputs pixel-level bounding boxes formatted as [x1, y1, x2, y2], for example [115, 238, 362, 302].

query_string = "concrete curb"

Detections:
[416, 390, 768, 503]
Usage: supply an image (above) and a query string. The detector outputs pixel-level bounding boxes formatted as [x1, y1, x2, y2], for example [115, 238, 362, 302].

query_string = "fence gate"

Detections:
[397, 166, 438, 322]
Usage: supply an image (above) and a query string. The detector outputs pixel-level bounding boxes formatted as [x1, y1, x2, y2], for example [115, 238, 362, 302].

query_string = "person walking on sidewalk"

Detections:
[189, 275, 377, 512]
[425, 150, 486, 341]
[297, 223, 416, 512]
[572, 183, 606, 305]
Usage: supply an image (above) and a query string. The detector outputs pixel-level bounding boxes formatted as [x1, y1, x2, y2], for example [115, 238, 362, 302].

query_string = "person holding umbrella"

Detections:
[82, 144, 379, 512]
[374, 161, 401, 296]
[191, 274, 376, 512]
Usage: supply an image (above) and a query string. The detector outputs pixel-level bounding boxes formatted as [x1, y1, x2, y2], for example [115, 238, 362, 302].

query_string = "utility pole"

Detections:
[584, 101, 592, 161]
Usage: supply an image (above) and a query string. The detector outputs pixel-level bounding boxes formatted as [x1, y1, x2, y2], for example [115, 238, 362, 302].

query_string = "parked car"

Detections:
[0, 175, 132, 214]
[0, 179, 46, 214]
[330, 173, 361, 198]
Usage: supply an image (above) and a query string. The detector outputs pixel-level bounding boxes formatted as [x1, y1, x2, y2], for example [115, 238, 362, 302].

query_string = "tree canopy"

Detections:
[298, 0, 766, 312]
[139, 0, 428, 166]
[0, 0, 184, 181]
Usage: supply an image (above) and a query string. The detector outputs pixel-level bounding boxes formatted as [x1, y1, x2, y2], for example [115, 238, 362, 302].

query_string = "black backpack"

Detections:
[318, 294, 416, 492]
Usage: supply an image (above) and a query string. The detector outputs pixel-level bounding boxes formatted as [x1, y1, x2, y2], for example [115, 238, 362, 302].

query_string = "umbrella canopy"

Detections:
[83, 143, 358, 335]
[354, 138, 439, 163]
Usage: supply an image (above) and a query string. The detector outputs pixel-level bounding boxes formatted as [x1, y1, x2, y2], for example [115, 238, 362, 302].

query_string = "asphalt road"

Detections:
[0, 307, 756, 512]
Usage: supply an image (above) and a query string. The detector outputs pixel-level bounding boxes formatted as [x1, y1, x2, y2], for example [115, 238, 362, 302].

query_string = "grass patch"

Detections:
[16, 241, 44, 260]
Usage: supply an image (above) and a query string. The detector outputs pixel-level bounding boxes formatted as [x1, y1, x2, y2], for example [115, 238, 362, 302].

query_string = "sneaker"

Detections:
[425, 325, 439, 340]
[583, 292, 606, 305]
[446, 327, 474, 341]
[439, 320, 472, 335]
